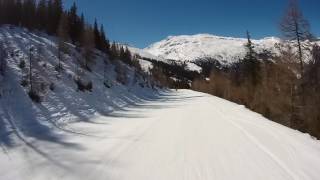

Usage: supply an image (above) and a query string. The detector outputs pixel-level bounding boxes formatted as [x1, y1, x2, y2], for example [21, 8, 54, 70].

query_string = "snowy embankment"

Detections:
[0, 25, 160, 167]
[1, 90, 320, 180]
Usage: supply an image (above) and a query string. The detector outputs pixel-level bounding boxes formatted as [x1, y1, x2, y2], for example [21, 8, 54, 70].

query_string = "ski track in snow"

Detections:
[212, 105, 299, 180]
[1, 90, 320, 180]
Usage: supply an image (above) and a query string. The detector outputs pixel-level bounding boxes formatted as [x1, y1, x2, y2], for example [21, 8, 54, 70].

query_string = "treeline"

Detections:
[192, 1, 320, 138]
[0, 0, 109, 52]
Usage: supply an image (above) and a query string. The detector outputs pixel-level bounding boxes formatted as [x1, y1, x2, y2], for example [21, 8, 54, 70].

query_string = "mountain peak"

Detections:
[144, 34, 280, 64]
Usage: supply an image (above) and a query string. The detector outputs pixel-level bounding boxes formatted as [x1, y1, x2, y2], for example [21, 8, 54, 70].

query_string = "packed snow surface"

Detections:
[1, 90, 320, 180]
[145, 34, 281, 64]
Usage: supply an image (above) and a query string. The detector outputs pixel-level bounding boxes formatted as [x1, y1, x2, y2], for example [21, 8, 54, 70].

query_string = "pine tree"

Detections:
[93, 19, 101, 50]
[119, 46, 125, 60]
[10, 0, 20, 25]
[45, 0, 63, 34]
[109, 42, 118, 61]
[124, 47, 132, 65]
[100, 24, 110, 53]
[0, 0, 3, 25]
[51, 0, 63, 34]
[4, 0, 16, 25]
[45, 0, 54, 33]
[68, 2, 80, 44]
[242, 31, 261, 86]
[0, 0, 8, 24]
[80, 14, 85, 31]
[22, 0, 37, 30]
[15, 0, 23, 26]
[36, 0, 48, 30]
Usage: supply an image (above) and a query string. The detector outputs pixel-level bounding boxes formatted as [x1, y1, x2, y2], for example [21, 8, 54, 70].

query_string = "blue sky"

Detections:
[65, 0, 320, 48]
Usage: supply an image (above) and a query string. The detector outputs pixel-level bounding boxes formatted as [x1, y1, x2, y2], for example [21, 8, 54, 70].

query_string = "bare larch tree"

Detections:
[280, 0, 312, 75]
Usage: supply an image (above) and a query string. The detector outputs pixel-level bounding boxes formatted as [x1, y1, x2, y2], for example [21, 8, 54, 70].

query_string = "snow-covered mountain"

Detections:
[145, 34, 281, 65]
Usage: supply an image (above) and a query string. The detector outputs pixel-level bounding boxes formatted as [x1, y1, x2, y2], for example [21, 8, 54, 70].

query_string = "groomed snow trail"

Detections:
[1, 90, 320, 180]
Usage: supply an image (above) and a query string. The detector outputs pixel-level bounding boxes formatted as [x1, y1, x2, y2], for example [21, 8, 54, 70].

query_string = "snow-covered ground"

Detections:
[0, 25, 160, 171]
[1, 90, 320, 180]
[1, 25, 320, 180]
[145, 34, 281, 65]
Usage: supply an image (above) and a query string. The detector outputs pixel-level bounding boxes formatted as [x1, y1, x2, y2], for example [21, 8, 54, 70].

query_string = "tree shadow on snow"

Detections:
[0, 26, 205, 168]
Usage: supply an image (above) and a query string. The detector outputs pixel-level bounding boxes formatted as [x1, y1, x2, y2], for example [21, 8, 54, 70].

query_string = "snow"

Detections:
[1, 26, 320, 180]
[186, 62, 202, 72]
[129, 46, 202, 73]
[129, 46, 166, 62]
[0, 25, 159, 161]
[145, 34, 281, 65]
[1, 90, 320, 180]
[137, 58, 153, 72]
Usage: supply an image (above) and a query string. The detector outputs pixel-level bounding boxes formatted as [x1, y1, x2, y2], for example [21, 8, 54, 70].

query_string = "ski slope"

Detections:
[1, 90, 320, 180]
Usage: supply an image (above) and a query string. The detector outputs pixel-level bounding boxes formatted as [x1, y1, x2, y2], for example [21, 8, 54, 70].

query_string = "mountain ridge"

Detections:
[144, 33, 281, 65]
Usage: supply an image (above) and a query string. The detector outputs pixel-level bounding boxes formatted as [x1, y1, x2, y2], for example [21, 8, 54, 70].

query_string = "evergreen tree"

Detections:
[79, 14, 85, 30]
[22, 0, 37, 30]
[68, 2, 80, 43]
[119, 46, 125, 60]
[51, 0, 63, 34]
[10, 0, 20, 25]
[36, 0, 48, 30]
[15, 0, 23, 26]
[46, 0, 63, 34]
[242, 31, 261, 86]
[46, 0, 53, 32]
[93, 19, 102, 50]
[100, 24, 110, 52]
[5, 0, 16, 24]
[124, 47, 132, 65]
[109, 42, 116, 61]
[0, 0, 3, 24]
[0, 0, 23, 25]
[0, 0, 7, 24]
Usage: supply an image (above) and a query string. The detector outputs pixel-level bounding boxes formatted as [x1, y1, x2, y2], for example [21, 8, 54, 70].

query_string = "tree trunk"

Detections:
[295, 21, 304, 75]
[29, 48, 33, 92]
